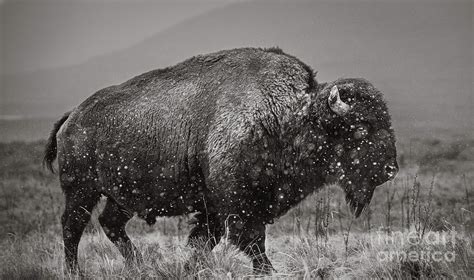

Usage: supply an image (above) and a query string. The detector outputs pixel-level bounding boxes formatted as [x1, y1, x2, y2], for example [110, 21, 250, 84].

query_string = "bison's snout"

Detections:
[384, 162, 398, 180]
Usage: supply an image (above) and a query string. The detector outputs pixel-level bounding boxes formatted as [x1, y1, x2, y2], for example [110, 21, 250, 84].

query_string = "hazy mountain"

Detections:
[0, 0, 228, 74]
[1, 1, 472, 135]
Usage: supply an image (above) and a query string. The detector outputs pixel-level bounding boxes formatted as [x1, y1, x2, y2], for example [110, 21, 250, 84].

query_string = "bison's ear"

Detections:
[328, 85, 350, 116]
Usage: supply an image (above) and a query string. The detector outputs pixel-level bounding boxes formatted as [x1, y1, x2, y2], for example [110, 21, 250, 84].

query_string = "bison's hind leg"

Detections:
[61, 186, 101, 272]
[99, 198, 143, 267]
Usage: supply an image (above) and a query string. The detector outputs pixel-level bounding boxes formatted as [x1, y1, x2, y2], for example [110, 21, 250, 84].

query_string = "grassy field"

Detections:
[0, 128, 473, 279]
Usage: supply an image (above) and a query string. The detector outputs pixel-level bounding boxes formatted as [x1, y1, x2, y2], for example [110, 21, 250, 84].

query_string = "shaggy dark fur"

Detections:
[44, 47, 397, 274]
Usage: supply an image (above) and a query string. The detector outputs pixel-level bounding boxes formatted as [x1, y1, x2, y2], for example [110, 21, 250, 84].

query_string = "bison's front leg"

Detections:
[185, 212, 223, 272]
[187, 212, 223, 250]
[227, 217, 275, 275]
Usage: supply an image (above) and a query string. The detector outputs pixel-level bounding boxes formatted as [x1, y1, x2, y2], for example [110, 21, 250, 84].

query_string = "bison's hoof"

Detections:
[253, 264, 275, 276]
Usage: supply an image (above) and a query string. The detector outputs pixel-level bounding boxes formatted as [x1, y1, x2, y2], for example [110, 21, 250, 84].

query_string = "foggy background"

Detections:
[0, 0, 472, 141]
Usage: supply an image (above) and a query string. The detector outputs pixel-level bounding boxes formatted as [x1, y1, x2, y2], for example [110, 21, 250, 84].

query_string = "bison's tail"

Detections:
[43, 112, 71, 173]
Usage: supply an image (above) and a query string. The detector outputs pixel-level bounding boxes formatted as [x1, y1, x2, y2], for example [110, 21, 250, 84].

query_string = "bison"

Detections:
[44, 47, 398, 274]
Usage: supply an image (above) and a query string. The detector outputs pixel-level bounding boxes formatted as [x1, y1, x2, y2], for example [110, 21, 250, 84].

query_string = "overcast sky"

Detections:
[3, 0, 469, 74]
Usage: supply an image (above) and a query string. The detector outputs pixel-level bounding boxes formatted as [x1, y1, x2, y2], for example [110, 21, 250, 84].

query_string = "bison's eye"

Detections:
[354, 124, 369, 139]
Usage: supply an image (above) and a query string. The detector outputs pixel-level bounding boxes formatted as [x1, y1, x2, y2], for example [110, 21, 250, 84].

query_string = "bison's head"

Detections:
[315, 78, 398, 217]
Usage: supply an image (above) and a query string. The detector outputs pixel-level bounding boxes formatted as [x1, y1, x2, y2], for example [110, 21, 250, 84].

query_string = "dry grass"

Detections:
[0, 227, 472, 279]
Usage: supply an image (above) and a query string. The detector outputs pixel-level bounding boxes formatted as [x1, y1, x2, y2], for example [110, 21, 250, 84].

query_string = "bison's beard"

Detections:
[345, 187, 375, 218]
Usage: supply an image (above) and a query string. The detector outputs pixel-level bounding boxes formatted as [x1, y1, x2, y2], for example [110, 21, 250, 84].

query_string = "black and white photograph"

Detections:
[0, 0, 472, 278]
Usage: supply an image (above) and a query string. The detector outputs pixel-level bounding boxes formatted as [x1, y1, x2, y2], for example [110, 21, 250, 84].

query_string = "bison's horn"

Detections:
[328, 85, 350, 115]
